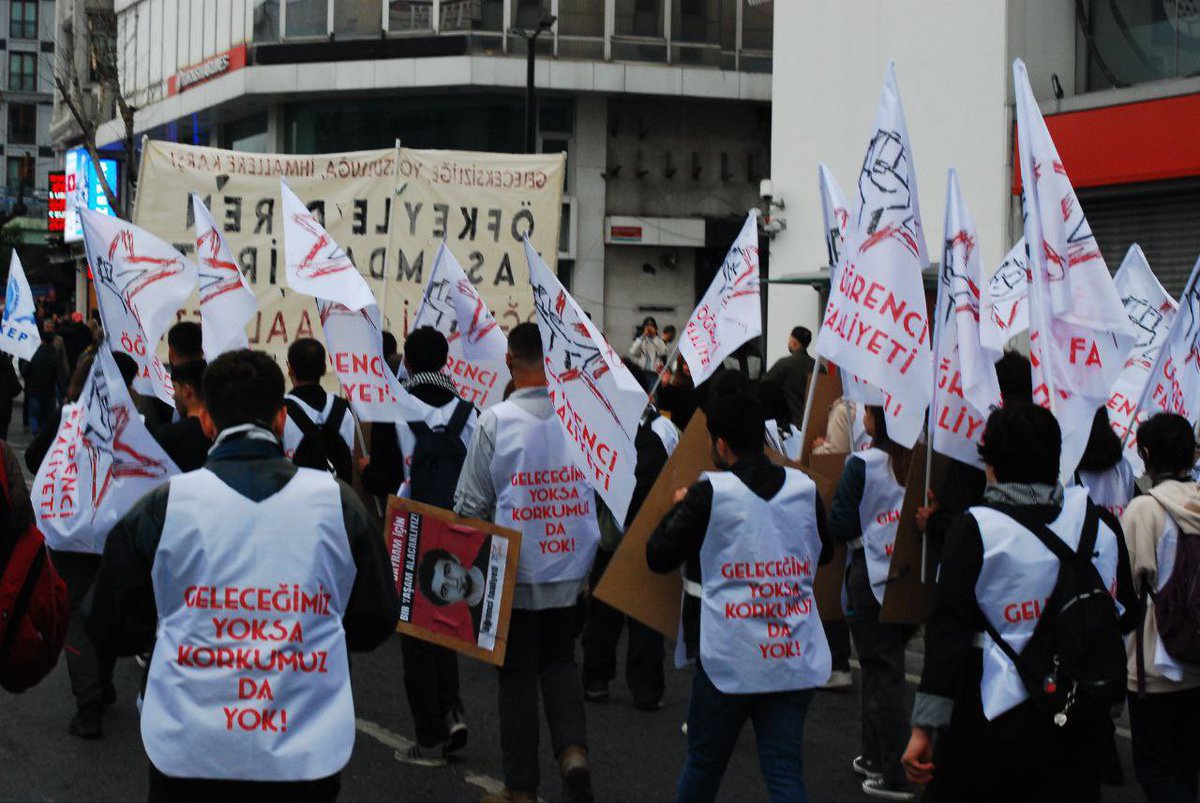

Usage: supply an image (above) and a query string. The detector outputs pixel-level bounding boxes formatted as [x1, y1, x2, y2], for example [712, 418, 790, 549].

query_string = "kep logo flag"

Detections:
[932, 171, 1001, 468]
[81, 208, 198, 405]
[979, 238, 1029, 360]
[815, 61, 932, 448]
[525, 239, 645, 525]
[678, 210, 761, 386]
[1013, 59, 1135, 477]
[1137, 256, 1200, 432]
[818, 162, 850, 273]
[0, 251, 40, 361]
[281, 179, 376, 312]
[192, 194, 257, 359]
[411, 243, 511, 408]
[34, 347, 179, 554]
[1106, 245, 1177, 474]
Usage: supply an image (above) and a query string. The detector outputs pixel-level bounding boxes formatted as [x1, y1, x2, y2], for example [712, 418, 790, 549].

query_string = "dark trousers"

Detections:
[27, 395, 54, 438]
[148, 764, 340, 803]
[498, 606, 588, 793]
[846, 557, 913, 787]
[823, 617, 851, 672]
[53, 550, 116, 709]
[1128, 687, 1200, 803]
[677, 665, 814, 803]
[582, 547, 665, 705]
[400, 633, 462, 747]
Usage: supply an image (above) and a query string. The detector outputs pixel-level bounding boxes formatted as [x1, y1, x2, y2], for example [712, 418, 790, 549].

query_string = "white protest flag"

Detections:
[525, 239, 646, 524]
[979, 238, 1030, 360]
[815, 61, 932, 448]
[280, 179, 375, 312]
[1013, 59, 1135, 478]
[0, 251, 40, 361]
[932, 171, 1001, 468]
[81, 208, 198, 405]
[191, 194, 258, 359]
[1135, 255, 1200, 433]
[34, 347, 179, 554]
[411, 243, 511, 408]
[818, 162, 851, 273]
[1107, 245, 1177, 473]
[678, 210, 762, 386]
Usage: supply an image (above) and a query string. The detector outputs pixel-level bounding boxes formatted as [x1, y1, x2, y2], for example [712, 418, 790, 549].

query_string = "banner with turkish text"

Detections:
[317, 300, 423, 423]
[0, 251, 40, 361]
[1136, 256, 1200, 431]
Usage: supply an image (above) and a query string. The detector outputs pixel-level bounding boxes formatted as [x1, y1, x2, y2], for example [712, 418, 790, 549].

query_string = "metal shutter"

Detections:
[1077, 178, 1200, 296]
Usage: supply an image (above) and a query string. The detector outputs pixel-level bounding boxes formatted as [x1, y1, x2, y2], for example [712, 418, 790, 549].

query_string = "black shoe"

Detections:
[68, 703, 103, 740]
[446, 710, 468, 755]
[584, 680, 610, 702]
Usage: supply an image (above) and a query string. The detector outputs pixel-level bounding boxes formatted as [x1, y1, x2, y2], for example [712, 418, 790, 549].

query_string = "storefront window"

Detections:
[285, 0, 328, 38]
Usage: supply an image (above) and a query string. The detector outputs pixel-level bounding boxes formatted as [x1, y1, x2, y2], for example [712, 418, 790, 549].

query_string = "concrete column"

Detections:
[571, 94, 608, 330]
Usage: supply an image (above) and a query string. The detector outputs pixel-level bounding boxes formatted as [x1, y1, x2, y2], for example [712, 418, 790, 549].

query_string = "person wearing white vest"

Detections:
[1075, 408, 1136, 519]
[454, 323, 597, 803]
[829, 405, 916, 801]
[1121, 413, 1200, 802]
[647, 393, 832, 803]
[87, 350, 399, 802]
[281, 337, 355, 464]
[902, 404, 1136, 802]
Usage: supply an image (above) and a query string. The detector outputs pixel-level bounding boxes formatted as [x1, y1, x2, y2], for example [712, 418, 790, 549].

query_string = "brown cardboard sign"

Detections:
[879, 447, 950, 624]
[800, 370, 844, 465]
[806, 452, 849, 621]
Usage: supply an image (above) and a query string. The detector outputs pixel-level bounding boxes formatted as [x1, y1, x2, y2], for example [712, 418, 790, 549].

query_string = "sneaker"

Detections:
[681, 721, 688, 735]
[446, 710, 469, 755]
[584, 680, 610, 702]
[68, 703, 103, 740]
[861, 778, 916, 801]
[852, 756, 883, 781]
[821, 669, 854, 690]
[394, 744, 448, 768]
[558, 745, 593, 803]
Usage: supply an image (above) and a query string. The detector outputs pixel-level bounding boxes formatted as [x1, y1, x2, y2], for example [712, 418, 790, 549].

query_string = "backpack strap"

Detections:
[1136, 576, 1150, 698]
[324, 397, 348, 434]
[445, 399, 473, 438]
[284, 398, 317, 434]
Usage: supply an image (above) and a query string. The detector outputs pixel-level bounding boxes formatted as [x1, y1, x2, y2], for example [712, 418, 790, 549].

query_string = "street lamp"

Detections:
[510, 14, 557, 154]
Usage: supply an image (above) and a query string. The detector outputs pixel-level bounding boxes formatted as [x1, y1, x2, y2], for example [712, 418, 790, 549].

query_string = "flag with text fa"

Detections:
[1136, 255, 1200, 431]
[815, 61, 932, 448]
[818, 162, 851, 273]
[411, 243, 511, 408]
[979, 238, 1029, 360]
[932, 171, 1001, 468]
[33, 347, 179, 555]
[0, 251, 40, 361]
[1107, 245, 1177, 474]
[81, 209, 198, 405]
[317, 299, 424, 423]
[280, 179, 375, 311]
[525, 239, 645, 525]
[192, 194, 257, 359]
[677, 210, 761, 386]
[1013, 59, 1135, 478]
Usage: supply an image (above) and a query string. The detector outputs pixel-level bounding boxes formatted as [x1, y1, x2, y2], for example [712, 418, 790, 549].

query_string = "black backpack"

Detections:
[1136, 511, 1200, 692]
[406, 400, 473, 509]
[285, 396, 354, 483]
[980, 501, 1128, 726]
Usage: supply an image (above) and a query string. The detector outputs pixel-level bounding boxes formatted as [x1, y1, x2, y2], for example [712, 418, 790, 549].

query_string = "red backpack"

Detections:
[0, 446, 69, 693]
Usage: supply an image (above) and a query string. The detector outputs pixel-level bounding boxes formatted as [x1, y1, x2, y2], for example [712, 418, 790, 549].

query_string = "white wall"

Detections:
[766, 0, 1012, 364]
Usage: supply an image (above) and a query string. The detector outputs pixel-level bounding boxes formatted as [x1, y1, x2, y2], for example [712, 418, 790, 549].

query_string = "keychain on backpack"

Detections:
[1054, 682, 1077, 727]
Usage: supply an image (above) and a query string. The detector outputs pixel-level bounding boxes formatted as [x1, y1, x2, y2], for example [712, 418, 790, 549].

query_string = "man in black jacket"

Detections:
[89, 349, 398, 802]
[155, 359, 213, 472]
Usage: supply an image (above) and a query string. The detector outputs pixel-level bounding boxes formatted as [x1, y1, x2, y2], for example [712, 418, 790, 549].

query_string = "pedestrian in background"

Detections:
[21, 327, 63, 438]
[629, 316, 668, 380]
[761, 326, 815, 429]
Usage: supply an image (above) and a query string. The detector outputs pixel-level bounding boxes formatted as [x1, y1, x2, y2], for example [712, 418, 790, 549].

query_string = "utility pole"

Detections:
[510, 14, 557, 154]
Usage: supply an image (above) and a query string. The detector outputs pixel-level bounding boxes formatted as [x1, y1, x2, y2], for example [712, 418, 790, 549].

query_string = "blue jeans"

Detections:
[27, 395, 54, 438]
[677, 665, 814, 803]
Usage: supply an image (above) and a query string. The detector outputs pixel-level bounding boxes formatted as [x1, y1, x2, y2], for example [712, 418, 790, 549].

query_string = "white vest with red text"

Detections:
[970, 486, 1121, 720]
[142, 468, 358, 780]
[856, 448, 905, 605]
[1078, 461, 1135, 519]
[850, 403, 872, 451]
[393, 398, 478, 498]
[490, 400, 601, 585]
[698, 469, 830, 694]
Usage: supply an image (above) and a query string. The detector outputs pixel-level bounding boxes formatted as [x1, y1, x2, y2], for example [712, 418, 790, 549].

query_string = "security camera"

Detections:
[759, 178, 775, 203]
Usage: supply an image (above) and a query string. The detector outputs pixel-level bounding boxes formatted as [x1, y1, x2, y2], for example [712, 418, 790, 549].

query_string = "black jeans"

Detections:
[498, 606, 589, 793]
[400, 633, 462, 747]
[52, 550, 116, 710]
[148, 764, 340, 803]
[1128, 687, 1200, 803]
[823, 617, 851, 672]
[582, 548, 664, 705]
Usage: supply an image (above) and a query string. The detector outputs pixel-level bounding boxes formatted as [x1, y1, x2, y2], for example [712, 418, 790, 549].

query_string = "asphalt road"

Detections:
[0, 407, 1150, 803]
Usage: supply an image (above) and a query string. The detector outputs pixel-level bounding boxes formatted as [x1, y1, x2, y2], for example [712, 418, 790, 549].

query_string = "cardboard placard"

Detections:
[879, 447, 950, 625]
[800, 370, 844, 465]
[806, 452, 850, 621]
[384, 497, 521, 666]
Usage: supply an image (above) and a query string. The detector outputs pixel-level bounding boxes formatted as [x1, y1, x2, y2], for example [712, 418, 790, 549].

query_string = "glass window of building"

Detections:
[615, 0, 662, 37]
[8, 52, 36, 92]
[388, 0, 433, 33]
[6, 157, 26, 195]
[8, 104, 36, 144]
[9, 0, 37, 40]
[1079, 0, 1200, 90]
[285, 0, 329, 38]
[335, 0, 380, 38]
[557, 0, 604, 58]
[254, 0, 281, 41]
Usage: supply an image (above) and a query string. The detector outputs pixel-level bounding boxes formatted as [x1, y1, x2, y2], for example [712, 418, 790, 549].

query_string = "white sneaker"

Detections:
[681, 721, 688, 735]
[861, 778, 916, 801]
[821, 669, 854, 690]
[852, 755, 883, 780]
[394, 744, 448, 768]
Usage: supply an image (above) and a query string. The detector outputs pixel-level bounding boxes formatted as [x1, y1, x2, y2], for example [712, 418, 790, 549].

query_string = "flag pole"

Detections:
[796, 356, 824, 457]
[922, 263, 947, 584]
[646, 337, 682, 401]
[387, 138, 402, 334]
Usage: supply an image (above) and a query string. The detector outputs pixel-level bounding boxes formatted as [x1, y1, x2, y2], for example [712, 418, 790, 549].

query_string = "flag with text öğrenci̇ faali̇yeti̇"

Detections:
[815, 61, 932, 448]
[1013, 58, 1135, 479]
[280, 179, 376, 312]
[411, 243, 511, 409]
[525, 238, 646, 525]
[191, 193, 258, 360]
[979, 238, 1030, 361]
[81, 208, 198, 406]
[1106, 245, 1177, 474]
[931, 170, 1001, 468]
[1134, 254, 1200, 435]
[677, 210, 762, 387]
[0, 251, 40, 361]
[34, 347, 179, 555]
